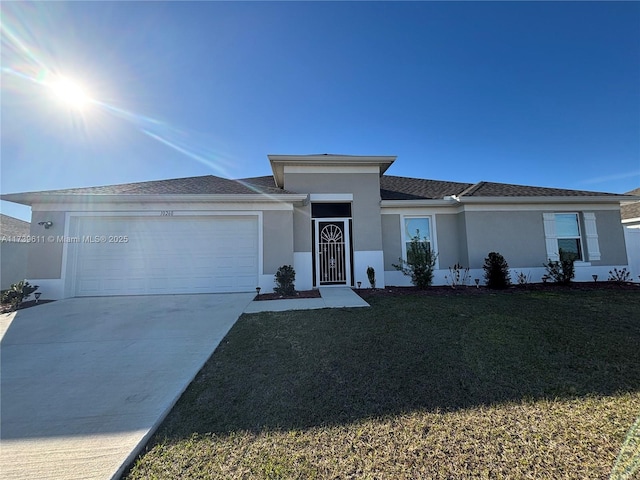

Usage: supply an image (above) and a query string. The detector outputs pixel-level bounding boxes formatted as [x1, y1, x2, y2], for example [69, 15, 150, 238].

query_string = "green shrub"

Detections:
[393, 234, 438, 289]
[1, 280, 39, 310]
[543, 249, 576, 285]
[274, 265, 296, 296]
[483, 252, 511, 289]
[366, 266, 376, 289]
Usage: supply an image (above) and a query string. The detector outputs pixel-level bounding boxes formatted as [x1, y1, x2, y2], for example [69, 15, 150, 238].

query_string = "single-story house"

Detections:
[0, 214, 31, 290]
[622, 188, 640, 281]
[1, 154, 637, 299]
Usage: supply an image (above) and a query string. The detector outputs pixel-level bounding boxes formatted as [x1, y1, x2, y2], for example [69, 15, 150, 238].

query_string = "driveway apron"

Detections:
[0, 293, 254, 480]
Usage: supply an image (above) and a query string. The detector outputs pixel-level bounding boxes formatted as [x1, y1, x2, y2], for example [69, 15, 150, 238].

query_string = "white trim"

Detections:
[399, 214, 439, 269]
[309, 193, 354, 202]
[622, 217, 640, 224]
[461, 203, 620, 212]
[459, 196, 630, 205]
[353, 250, 385, 288]
[4, 193, 308, 207]
[385, 265, 631, 287]
[31, 202, 296, 213]
[293, 251, 313, 291]
[583, 212, 601, 261]
[381, 202, 621, 213]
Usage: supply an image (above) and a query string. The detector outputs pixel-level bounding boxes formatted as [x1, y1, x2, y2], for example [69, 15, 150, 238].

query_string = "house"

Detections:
[621, 188, 640, 282]
[0, 214, 31, 290]
[1, 154, 636, 299]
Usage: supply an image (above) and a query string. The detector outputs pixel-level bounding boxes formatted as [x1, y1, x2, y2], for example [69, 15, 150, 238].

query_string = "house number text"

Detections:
[160, 211, 174, 216]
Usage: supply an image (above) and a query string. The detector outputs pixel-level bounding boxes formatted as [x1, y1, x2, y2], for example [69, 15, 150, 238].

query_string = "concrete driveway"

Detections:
[0, 293, 254, 480]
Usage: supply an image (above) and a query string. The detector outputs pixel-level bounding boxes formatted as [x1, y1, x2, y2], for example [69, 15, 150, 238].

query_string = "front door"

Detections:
[315, 220, 351, 285]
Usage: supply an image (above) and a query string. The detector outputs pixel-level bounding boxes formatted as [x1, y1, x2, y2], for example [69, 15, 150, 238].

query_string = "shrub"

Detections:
[446, 263, 470, 288]
[393, 234, 438, 289]
[483, 252, 511, 289]
[274, 265, 296, 296]
[543, 249, 577, 285]
[1, 280, 39, 311]
[608, 267, 631, 285]
[366, 266, 376, 289]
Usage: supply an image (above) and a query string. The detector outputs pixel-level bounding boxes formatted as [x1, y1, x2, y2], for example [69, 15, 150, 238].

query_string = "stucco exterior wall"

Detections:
[463, 210, 547, 268]
[285, 172, 383, 252]
[434, 214, 460, 268]
[381, 214, 401, 270]
[263, 210, 294, 274]
[293, 205, 311, 253]
[593, 210, 628, 265]
[1, 243, 29, 289]
[456, 212, 469, 266]
[27, 211, 66, 279]
[462, 208, 628, 269]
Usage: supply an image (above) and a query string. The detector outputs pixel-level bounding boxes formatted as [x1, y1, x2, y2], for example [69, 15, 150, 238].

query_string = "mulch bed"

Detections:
[356, 282, 639, 300]
[255, 282, 638, 302]
[254, 290, 322, 301]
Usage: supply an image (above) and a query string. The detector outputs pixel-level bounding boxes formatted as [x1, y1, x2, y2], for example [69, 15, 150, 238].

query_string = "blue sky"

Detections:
[2, 1, 639, 221]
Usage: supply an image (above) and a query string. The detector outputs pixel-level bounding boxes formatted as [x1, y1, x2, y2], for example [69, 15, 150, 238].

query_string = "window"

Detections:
[555, 213, 582, 260]
[403, 217, 431, 261]
[543, 212, 600, 262]
[311, 203, 351, 218]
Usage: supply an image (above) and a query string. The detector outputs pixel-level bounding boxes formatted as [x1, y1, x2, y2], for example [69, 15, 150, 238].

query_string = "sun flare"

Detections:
[49, 76, 91, 110]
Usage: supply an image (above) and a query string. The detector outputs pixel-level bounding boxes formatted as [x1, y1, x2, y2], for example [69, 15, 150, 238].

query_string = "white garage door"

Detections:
[72, 216, 259, 296]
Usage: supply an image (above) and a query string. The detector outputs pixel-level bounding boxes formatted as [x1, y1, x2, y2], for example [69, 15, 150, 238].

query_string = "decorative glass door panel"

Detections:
[318, 221, 346, 284]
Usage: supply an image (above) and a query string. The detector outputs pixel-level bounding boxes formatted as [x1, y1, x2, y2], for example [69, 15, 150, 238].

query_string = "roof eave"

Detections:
[0, 193, 309, 206]
[380, 198, 460, 207]
[458, 195, 634, 204]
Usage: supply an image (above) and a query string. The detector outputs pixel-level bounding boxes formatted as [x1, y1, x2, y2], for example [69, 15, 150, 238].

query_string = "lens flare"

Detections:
[1, 6, 243, 182]
[49, 76, 91, 110]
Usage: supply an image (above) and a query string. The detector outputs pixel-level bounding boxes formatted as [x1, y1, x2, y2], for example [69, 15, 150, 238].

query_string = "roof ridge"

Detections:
[458, 181, 485, 197]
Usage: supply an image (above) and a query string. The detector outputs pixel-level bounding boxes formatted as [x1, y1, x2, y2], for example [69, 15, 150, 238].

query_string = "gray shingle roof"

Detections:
[380, 176, 473, 200]
[0, 214, 30, 239]
[379, 177, 622, 200]
[17, 175, 297, 196]
[3, 173, 627, 204]
[622, 187, 640, 220]
[459, 181, 619, 198]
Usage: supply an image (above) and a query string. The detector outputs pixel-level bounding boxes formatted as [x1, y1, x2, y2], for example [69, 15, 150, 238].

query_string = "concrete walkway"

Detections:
[0, 293, 254, 480]
[244, 286, 369, 313]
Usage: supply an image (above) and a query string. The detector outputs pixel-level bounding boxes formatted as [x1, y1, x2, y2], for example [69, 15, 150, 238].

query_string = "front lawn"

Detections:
[124, 289, 640, 479]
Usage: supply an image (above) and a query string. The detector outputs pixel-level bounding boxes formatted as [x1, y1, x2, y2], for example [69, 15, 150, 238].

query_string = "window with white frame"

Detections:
[403, 217, 432, 261]
[554, 213, 582, 260]
[543, 212, 600, 262]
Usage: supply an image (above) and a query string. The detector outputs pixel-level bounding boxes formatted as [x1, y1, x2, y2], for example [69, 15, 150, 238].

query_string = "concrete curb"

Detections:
[243, 287, 369, 313]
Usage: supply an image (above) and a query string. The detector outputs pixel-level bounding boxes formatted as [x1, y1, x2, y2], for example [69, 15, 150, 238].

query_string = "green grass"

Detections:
[124, 289, 640, 479]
